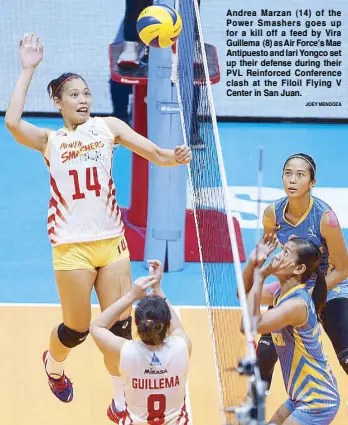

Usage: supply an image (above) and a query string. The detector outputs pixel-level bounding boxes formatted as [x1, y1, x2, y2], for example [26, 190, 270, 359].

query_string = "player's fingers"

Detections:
[175, 151, 187, 161]
[175, 153, 184, 161]
[135, 276, 148, 285]
[148, 259, 161, 269]
[180, 146, 190, 155]
[177, 156, 188, 164]
[144, 278, 158, 289]
[183, 150, 192, 160]
[176, 145, 186, 154]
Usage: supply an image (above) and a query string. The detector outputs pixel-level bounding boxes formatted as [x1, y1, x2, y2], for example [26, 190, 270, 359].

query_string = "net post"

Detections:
[143, 0, 187, 272]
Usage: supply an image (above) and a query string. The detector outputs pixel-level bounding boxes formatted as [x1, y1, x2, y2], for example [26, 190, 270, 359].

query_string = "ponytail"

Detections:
[311, 267, 327, 316]
[290, 238, 326, 316]
[135, 296, 171, 346]
[137, 319, 165, 346]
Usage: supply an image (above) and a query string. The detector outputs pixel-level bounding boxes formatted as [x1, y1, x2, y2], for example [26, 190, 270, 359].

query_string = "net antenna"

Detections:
[171, 0, 180, 84]
[251, 146, 264, 336]
[173, 1, 267, 424]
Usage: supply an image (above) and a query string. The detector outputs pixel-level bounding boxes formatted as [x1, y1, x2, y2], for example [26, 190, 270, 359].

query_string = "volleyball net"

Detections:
[174, 1, 266, 423]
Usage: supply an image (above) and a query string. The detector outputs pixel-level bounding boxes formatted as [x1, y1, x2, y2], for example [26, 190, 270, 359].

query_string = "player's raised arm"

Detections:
[239, 205, 277, 300]
[5, 33, 49, 152]
[240, 233, 278, 297]
[148, 259, 192, 356]
[90, 275, 157, 360]
[103, 116, 192, 166]
[247, 262, 307, 335]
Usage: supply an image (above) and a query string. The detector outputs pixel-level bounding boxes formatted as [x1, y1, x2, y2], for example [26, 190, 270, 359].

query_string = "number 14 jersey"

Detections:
[43, 117, 124, 246]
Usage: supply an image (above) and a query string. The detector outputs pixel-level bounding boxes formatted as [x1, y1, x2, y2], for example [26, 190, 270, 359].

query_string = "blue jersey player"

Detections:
[250, 153, 348, 390]
[243, 236, 340, 425]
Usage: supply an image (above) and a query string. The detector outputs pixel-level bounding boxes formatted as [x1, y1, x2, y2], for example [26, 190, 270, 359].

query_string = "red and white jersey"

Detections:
[120, 336, 190, 425]
[43, 117, 124, 246]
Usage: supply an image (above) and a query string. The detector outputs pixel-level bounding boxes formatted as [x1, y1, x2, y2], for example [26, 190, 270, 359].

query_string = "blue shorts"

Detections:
[284, 399, 339, 425]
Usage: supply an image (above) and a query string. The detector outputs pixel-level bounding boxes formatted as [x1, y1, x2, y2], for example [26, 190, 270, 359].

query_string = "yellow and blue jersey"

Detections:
[272, 284, 340, 411]
[273, 196, 348, 300]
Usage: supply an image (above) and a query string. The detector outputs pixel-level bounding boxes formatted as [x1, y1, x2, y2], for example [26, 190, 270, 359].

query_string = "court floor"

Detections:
[1, 117, 348, 424]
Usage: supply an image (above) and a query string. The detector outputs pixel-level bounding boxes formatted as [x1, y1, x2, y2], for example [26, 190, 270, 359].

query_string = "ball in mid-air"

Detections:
[137, 5, 182, 48]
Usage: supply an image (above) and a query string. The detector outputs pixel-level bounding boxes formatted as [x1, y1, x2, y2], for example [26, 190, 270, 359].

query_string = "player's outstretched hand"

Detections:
[130, 276, 158, 301]
[174, 145, 192, 164]
[250, 233, 279, 268]
[261, 253, 295, 278]
[148, 259, 163, 281]
[148, 260, 163, 296]
[19, 33, 44, 69]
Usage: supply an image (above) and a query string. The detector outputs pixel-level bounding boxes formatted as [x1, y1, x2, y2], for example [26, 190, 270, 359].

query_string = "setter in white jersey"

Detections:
[90, 260, 192, 425]
[5, 33, 192, 406]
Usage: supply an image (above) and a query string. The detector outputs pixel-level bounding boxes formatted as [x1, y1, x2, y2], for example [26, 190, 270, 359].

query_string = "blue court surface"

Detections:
[1, 117, 347, 305]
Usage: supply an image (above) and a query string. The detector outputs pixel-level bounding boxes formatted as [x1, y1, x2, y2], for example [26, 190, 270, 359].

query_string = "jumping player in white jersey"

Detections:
[5, 33, 192, 407]
[90, 259, 191, 424]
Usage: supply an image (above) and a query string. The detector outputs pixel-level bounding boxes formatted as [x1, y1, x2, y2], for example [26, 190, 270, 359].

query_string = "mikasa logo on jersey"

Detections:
[144, 369, 168, 375]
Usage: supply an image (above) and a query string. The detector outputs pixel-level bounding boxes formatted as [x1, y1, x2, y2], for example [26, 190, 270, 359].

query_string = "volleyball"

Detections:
[137, 5, 182, 48]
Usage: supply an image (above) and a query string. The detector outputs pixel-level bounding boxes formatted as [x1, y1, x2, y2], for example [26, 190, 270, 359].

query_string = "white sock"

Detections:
[112, 376, 126, 411]
[45, 351, 64, 378]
